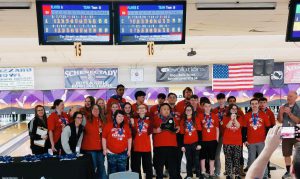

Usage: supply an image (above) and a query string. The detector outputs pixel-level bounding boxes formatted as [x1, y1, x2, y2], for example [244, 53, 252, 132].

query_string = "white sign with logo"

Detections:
[0, 67, 34, 90]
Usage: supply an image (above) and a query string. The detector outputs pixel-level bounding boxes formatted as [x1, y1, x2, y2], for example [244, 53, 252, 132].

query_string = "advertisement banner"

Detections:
[156, 65, 209, 82]
[0, 67, 34, 90]
[64, 68, 118, 89]
[270, 62, 284, 88]
[284, 62, 300, 83]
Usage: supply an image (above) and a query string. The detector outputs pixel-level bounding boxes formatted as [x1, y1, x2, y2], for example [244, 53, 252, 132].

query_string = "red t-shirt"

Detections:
[79, 107, 92, 121]
[261, 108, 276, 126]
[102, 122, 132, 154]
[222, 115, 245, 146]
[107, 97, 126, 112]
[180, 116, 202, 144]
[212, 106, 228, 135]
[245, 111, 271, 144]
[132, 103, 149, 117]
[47, 111, 69, 144]
[152, 115, 178, 147]
[150, 104, 160, 120]
[200, 113, 219, 141]
[132, 117, 152, 152]
[176, 99, 190, 117]
[81, 117, 102, 150]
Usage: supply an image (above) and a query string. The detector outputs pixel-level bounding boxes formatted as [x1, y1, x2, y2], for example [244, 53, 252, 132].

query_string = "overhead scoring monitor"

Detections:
[36, 1, 113, 45]
[115, 1, 186, 45]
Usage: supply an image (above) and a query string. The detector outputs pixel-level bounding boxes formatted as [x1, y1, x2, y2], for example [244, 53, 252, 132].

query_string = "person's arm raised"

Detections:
[245, 125, 282, 179]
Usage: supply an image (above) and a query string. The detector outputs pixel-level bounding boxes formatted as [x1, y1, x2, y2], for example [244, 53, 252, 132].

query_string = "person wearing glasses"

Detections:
[61, 111, 84, 154]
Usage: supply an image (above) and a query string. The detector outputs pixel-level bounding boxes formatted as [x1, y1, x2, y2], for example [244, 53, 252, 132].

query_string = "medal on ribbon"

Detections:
[186, 120, 193, 136]
[138, 118, 144, 136]
[252, 113, 258, 130]
[205, 114, 212, 133]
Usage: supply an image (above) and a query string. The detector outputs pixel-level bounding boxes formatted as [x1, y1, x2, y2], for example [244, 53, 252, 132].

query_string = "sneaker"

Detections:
[163, 170, 169, 177]
[282, 172, 292, 179]
[201, 172, 209, 178]
[214, 172, 220, 177]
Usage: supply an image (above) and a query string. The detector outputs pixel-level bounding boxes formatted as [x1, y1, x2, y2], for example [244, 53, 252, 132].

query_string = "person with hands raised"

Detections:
[246, 125, 282, 179]
[222, 104, 245, 179]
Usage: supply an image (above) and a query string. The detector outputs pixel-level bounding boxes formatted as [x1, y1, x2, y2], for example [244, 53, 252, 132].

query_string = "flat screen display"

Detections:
[36, 1, 113, 45]
[115, 1, 186, 45]
[286, 1, 300, 42]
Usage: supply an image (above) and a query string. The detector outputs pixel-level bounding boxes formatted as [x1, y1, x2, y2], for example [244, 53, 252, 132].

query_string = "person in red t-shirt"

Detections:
[152, 103, 180, 179]
[131, 104, 153, 179]
[227, 96, 245, 118]
[222, 104, 245, 179]
[102, 110, 132, 174]
[79, 96, 95, 122]
[107, 84, 126, 112]
[168, 93, 181, 118]
[106, 102, 120, 123]
[259, 97, 276, 127]
[212, 93, 228, 176]
[244, 98, 271, 178]
[132, 91, 149, 117]
[47, 99, 69, 155]
[81, 104, 107, 179]
[123, 102, 135, 171]
[259, 97, 276, 177]
[176, 87, 193, 117]
[96, 98, 107, 119]
[179, 104, 202, 178]
[149, 93, 166, 120]
[199, 101, 219, 178]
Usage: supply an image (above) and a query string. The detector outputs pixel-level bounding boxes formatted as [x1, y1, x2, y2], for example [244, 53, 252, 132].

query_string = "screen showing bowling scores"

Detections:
[291, 3, 300, 39]
[115, 1, 186, 45]
[36, 1, 113, 45]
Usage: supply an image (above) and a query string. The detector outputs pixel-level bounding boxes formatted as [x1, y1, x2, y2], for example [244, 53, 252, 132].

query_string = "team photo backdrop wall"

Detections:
[0, 87, 168, 115]
[0, 84, 300, 116]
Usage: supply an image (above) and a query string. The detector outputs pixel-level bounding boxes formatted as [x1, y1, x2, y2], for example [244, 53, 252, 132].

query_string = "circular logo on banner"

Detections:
[271, 71, 283, 80]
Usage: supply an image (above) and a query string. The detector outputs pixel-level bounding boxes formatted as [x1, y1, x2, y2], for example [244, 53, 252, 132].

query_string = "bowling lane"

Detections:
[0, 122, 28, 146]
[9, 139, 31, 157]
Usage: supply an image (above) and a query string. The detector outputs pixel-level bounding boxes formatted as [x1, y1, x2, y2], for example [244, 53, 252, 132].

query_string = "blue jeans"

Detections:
[107, 151, 128, 174]
[86, 151, 107, 179]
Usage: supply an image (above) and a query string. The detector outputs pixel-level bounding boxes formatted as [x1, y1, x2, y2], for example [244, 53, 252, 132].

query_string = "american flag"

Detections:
[212, 63, 254, 91]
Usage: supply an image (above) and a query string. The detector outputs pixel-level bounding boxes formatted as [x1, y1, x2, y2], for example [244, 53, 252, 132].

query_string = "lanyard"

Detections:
[204, 113, 212, 129]
[218, 107, 225, 121]
[252, 113, 258, 126]
[138, 117, 146, 133]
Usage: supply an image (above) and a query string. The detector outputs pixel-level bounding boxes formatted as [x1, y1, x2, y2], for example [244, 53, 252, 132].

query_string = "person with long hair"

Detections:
[222, 104, 244, 179]
[102, 110, 132, 174]
[96, 98, 107, 118]
[61, 111, 84, 154]
[28, 105, 48, 154]
[179, 104, 202, 178]
[47, 99, 69, 154]
[106, 102, 120, 123]
[80, 96, 95, 122]
[124, 102, 134, 125]
[81, 104, 107, 179]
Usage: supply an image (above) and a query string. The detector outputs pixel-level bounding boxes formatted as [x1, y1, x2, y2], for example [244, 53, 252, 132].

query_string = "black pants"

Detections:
[131, 151, 153, 179]
[154, 147, 178, 179]
[31, 145, 46, 155]
[185, 143, 200, 177]
[177, 148, 183, 179]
